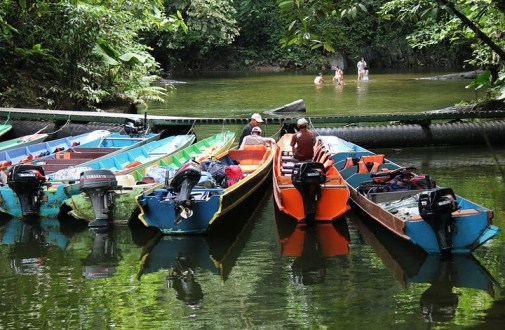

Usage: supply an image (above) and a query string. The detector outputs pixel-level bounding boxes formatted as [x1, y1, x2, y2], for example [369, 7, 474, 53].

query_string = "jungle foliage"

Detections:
[0, 0, 503, 110]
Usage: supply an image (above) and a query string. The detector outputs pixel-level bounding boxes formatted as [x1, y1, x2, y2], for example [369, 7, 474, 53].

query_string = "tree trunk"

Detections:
[438, 0, 505, 62]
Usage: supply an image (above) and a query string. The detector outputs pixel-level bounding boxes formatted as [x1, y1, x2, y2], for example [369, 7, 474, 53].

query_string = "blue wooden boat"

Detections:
[315, 135, 499, 255]
[28, 118, 161, 165]
[0, 130, 111, 170]
[0, 134, 195, 219]
[136, 144, 275, 234]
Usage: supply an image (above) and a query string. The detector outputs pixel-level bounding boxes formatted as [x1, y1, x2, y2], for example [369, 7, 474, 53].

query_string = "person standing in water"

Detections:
[357, 57, 367, 80]
[333, 66, 344, 85]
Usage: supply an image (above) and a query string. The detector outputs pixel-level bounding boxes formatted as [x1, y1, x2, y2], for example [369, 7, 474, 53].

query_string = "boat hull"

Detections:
[318, 135, 500, 254]
[137, 145, 274, 234]
[273, 134, 350, 221]
[0, 133, 48, 152]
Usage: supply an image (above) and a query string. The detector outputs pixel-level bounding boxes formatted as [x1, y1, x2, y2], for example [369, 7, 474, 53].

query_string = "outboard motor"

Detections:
[124, 117, 146, 137]
[169, 160, 202, 224]
[79, 170, 119, 228]
[418, 187, 460, 256]
[7, 165, 48, 218]
[291, 162, 327, 223]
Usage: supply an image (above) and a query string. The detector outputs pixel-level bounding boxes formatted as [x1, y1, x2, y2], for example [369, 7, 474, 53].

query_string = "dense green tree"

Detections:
[276, 0, 504, 98]
[146, 0, 239, 72]
[0, 0, 185, 110]
[379, 0, 504, 98]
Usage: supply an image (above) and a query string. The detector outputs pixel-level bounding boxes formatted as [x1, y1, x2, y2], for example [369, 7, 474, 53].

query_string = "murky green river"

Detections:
[1, 72, 504, 329]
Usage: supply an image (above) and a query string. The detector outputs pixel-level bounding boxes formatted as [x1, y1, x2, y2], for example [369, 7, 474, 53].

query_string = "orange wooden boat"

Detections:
[272, 133, 350, 221]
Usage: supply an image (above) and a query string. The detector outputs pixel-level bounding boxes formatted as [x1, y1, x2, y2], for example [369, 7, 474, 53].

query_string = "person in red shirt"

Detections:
[290, 118, 315, 161]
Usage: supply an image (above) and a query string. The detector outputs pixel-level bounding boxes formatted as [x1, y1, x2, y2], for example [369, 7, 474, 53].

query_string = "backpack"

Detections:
[202, 160, 228, 188]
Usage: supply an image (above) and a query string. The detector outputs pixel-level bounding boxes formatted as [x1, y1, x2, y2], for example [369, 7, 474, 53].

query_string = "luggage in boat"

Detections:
[197, 171, 218, 188]
[225, 165, 244, 187]
[202, 160, 228, 188]
[411, 174, 436, 190]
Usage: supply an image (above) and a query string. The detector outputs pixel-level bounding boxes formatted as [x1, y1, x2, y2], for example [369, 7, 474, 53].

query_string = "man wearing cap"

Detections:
[239, 113, 264, 146]
[239, 126, 275, 149]
[290, 118, 315, 161]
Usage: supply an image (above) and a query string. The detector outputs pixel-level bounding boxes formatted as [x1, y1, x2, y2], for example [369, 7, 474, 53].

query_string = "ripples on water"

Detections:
[1, 73, 504, 329]
[148, 71, 481, 118]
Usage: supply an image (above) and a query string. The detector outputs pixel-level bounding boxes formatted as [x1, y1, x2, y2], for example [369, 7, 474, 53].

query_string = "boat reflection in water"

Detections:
[0, 215, 77, 275]
[131, 182, 272, 308]
[275, 206, 351, 285]
[347, 210, 498, 323]
[81, 227, 120, 279]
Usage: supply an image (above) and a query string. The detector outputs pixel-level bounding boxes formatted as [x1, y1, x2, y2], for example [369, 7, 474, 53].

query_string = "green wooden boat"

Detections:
[63, 131, 235, 223]
[0, 133, 48, 152]
[0, 125, 12, 138]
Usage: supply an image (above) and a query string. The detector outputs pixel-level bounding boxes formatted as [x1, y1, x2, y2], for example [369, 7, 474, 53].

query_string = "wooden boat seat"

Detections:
[240, 164, 259, 173]
[409, 208, 480, 221]
[55, 150, 114, 159]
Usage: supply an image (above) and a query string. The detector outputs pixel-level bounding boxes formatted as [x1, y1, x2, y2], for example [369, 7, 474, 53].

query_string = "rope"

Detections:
[2, 113, 10, 125]
[46, 117, 71, 136]
[186, 120, 196, 136]
[268, 124, 284, 140]
[308, 118, 321, 137]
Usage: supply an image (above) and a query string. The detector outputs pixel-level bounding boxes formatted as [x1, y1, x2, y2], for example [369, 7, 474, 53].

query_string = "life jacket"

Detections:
[357, 155, 385, 173]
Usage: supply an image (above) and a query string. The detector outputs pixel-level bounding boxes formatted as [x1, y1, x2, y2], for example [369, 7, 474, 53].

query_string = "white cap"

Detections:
[251, 113, 264, 123]
[297, 118, 308, 126]
[252, 126, 262, 134]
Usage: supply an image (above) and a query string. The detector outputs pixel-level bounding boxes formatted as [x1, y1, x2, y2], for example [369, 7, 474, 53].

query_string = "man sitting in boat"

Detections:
[290, 118, 316, 161]
[239, 127, 274, 149]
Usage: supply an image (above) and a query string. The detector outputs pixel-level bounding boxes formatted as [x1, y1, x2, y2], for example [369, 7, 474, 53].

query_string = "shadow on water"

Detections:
[129, 180, 273, 307]
[346, 209, 499, 324]
[274, 204, 351, 285]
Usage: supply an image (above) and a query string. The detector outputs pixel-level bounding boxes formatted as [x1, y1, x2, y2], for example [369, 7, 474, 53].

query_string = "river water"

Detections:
[1, 72, 504, 329]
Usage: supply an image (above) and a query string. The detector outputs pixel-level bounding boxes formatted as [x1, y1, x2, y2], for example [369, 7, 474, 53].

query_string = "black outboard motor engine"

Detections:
[124, 117, 146, 137]
[79, 170, 119, 228]
[418, 187, 460, 256]
[169, 160, 202, 224]
[291, 162, 327, 223]
[7, 165, 47, 218]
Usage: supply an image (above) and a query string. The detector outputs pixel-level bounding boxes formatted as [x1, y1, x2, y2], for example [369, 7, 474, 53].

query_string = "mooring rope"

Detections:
[2, 113, 10, 125]
[45, 117, 71, 136]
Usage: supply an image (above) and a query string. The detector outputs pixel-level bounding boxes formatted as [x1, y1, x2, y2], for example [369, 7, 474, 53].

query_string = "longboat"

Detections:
[0, 125, 12, 139]
[317, 135, 499, 255]
[0, 133, 48, 152]
[0, 130, 111, 170]
[0, 133, 195, 219]
[272, 133, 350, 222]
[63, 131, 235, 226]
[136, 143, 274, 234]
